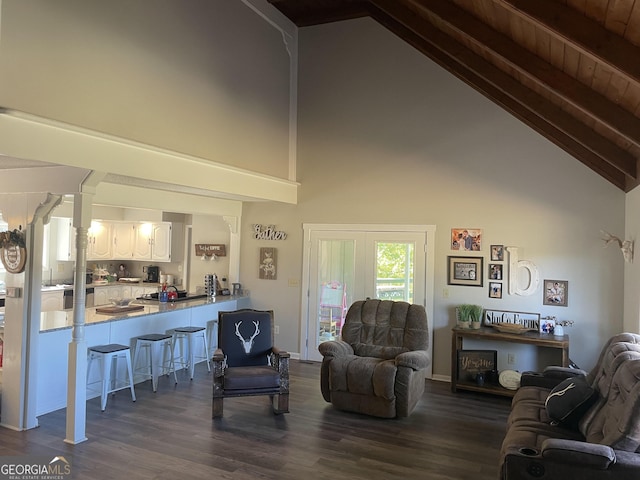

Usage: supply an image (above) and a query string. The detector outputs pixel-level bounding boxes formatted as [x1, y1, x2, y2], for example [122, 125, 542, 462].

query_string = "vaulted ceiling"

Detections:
[268, 0, 640, 192]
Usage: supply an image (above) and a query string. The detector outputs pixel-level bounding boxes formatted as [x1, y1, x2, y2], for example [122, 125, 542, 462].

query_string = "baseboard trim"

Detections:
[431, 374, 451, 383]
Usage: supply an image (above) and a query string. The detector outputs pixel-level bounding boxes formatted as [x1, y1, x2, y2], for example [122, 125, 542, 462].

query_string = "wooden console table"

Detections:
[451, 327, 569, 397]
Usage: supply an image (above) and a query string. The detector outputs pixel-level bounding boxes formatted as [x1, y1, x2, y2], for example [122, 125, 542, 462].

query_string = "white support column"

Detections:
[65, 193, 92, 444]
[0, 192, 61, 431]
[223, 216, 241, 285]
[21, 221, 44, 430]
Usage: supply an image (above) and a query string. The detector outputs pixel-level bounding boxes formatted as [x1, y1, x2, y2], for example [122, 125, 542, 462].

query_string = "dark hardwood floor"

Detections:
[0, 361, 511, 479]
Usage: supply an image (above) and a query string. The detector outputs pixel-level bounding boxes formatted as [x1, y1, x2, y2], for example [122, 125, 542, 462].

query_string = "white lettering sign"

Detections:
[506, 246, 539, 296]
[253, 224, 287, 240]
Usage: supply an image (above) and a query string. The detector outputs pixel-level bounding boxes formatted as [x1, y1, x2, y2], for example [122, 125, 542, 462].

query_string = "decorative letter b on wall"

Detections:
[506, 247, 539, 296]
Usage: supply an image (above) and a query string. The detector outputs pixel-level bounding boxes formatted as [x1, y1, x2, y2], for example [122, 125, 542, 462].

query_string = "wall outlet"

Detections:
[443, 288, 449, 298]
[507, 353, 516, 365]
[274, 325, 280, 335]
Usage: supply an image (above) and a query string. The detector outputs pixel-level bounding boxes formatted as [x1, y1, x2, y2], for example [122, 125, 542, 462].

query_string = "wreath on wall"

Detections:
[0, 228, 27, 273]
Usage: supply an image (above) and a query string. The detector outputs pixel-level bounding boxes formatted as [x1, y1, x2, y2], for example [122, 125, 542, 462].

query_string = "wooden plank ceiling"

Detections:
[268, 0, 640, 192]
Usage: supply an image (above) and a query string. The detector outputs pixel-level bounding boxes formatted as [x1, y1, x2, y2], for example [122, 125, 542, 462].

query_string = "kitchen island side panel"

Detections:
[36, 298, 242, 416]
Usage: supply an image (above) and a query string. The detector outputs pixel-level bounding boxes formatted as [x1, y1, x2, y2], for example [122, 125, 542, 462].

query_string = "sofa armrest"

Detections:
[543, 365, 588, 378]
[541, 439, 615, 469]
[520, 367, 586, 388]
[318, 340, 354, 358]
[395, 350, 429, 370]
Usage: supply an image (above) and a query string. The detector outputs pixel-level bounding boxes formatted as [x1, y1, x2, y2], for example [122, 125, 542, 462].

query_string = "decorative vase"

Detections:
[471, 320, 482, 329]
[554, 324, 564, 336]
[458, 320, 470, 329]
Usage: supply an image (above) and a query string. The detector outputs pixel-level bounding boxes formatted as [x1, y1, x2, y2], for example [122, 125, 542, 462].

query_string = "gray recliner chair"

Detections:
[318, 299, 429, 418]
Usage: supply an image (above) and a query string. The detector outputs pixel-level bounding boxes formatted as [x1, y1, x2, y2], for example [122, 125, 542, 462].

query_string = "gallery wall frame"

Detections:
[447, 256, 484, 287]
[489, 282, 502, 298]
[489, 263, 503, 280]
[451, 228, 482, 251]
[258, 247, 277, 280]
[490, 244, 504, 261]
[543, 279, 568, 306]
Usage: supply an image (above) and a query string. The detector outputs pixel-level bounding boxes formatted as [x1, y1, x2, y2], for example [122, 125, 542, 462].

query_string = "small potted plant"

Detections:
[456, 304, 472, 329]
[554, 319, 574, 337]
[457, 304, 483, 329]
[469, 304, 484, 329]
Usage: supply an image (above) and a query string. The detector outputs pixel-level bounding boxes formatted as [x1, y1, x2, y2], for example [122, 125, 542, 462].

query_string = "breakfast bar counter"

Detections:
[37, 295, 250, 416]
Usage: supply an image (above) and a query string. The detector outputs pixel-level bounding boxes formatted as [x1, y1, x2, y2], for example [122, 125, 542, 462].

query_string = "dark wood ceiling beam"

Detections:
[369, 0, 632, 189]
[396, 0, 640, 172]
[496, 0, 640, 86]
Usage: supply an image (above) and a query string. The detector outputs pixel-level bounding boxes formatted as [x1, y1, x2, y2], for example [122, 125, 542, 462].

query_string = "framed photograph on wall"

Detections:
[447, 256, 484, 287]
[490, 244, 504, 261]
[489, 282, 502, 298]
[258, 247, 277, 280]
[451, 228, 482, 251]
[543, 279, 568, 306]
[489, 263, 503, 280]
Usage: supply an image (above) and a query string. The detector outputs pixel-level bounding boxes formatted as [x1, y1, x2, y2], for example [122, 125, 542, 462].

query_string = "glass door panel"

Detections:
[305, 229, 426, 362]
[374, 241, 415, 302]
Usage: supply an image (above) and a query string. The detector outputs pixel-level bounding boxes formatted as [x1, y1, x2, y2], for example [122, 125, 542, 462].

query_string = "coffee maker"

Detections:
[143, 265, 160, 283]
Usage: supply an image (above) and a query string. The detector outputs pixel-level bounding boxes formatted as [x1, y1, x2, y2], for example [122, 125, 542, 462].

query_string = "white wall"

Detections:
[625, 187, 640, 332]
[240, 18, 626, 376]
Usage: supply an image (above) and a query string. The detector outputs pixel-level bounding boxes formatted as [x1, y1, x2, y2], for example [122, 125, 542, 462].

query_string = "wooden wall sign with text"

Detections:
[195, 244, 226, 257]
[456, 350, 497, 382]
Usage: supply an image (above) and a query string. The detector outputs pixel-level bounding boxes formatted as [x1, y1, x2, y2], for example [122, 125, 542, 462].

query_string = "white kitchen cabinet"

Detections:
[41, 290, 64, 312]
[54, 217, 76, 262]
[53, 218, 180, 263]
[56, 218, 115, 261]
[88, 221, 112, 260]
[112, 222, 136, 259]
[134, 222, 173, 262]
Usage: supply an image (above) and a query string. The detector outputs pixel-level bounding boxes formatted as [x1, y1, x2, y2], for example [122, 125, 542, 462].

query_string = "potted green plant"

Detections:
[456, 304, 472, 329]
[469, 304, 484, 329]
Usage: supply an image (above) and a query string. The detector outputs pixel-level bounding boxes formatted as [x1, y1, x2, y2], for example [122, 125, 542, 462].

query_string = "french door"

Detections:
[301, 224, 435, 375]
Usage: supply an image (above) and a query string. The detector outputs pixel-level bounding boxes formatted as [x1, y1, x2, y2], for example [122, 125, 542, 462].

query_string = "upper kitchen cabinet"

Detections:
[133, 222, 176, 262]
[55, 218, 116, 261]
[87, 220, 113, 260]
[54, 217, 75, 262]
[54, 218, 182, 263]
[112, 222, 136, 259]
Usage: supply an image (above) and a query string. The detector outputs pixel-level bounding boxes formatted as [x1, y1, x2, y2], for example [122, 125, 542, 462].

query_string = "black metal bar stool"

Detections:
[172, 326, 210, 380]
[87, 344, 136, 411]
[132, 333, 178, 392]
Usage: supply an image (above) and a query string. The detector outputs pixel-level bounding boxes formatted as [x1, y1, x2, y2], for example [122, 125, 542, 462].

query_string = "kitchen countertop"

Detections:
[40, 294, 245, 332]
[41, 282, 168, 291]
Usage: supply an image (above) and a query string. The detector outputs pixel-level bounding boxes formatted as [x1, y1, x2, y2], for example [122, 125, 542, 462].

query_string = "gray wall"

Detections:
[0, 1, 630, 377]
[240, 18, 626, 376]
[0, 0, 290, 179]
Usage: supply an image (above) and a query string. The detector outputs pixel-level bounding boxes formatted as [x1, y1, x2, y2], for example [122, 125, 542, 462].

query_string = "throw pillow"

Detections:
[544, 376, 598, 429]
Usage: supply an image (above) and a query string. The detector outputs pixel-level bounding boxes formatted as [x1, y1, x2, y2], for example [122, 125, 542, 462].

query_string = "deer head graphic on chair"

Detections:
[235, 321, 260, 354]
